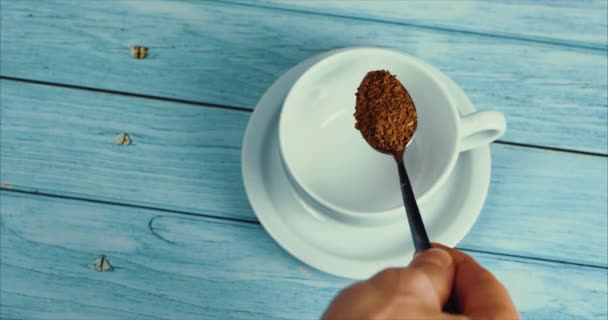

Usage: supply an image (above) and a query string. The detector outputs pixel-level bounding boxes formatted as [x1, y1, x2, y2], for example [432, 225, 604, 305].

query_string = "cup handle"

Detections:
[459, 110, 506, 152]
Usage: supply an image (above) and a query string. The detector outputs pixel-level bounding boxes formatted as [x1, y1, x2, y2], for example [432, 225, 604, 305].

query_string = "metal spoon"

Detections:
[392, 142, 431, 253]
[355, 73, 431, 253]
[396, 140, 458, 311]
[366, 133, 431, 253]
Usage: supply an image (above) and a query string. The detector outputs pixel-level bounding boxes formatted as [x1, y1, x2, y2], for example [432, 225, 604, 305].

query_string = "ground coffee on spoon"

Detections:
[354, 70, 417, 154]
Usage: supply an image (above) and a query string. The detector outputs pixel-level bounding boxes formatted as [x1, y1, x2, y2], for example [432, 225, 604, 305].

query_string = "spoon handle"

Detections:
[396, 159, 431, 252]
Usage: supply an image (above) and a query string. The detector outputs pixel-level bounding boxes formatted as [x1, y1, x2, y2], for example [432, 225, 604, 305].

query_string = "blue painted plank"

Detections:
[1, 191, 606, 319]
[1, 0, 606, 153]
[239, 0, 608, 49]
[0, 80, 251, 219]
[1, 80, 606, 267]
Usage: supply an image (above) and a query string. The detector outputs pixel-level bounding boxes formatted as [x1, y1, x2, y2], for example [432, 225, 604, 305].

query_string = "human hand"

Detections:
[323, 244, 518, 320]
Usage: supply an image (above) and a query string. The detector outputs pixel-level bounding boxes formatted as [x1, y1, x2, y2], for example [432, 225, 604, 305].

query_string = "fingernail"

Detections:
[412, 248, 452, 268]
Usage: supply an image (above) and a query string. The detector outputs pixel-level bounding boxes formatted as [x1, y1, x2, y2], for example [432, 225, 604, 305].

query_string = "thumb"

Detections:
[405, 247, 456, 308]
[323, 248, 457, 320]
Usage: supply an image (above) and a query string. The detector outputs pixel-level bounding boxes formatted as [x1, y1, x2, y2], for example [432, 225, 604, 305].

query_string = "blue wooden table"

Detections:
[1, 1, 607, 319]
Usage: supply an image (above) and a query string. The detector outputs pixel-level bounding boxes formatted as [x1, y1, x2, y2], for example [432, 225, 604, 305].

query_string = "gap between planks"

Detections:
[0, 75, 608, 157]
[0, 75, 252, 113]
[1, 75, 606, 158]
[2, 187, 606, 270]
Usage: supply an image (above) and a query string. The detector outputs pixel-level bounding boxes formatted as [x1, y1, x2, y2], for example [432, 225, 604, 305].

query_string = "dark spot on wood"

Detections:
[115, 132, 132, 146]
[131, 46, 148, 59]
[27, 13, 33, 17]
[92, 255, 114, 272]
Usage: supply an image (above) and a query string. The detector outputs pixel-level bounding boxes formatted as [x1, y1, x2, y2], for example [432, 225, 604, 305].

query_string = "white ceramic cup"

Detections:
[279, 47, 506, 226]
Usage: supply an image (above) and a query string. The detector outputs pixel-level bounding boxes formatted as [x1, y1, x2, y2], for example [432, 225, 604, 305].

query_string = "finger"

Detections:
[324, 279, 468, 320]
[323, 277, 437, 320]
[322, 281, 384, 320]
[407, 247, 455, 307]
[324, 250, 457, 320]
[437, 245, 519, 319]
[367, 248, 454, 310]
[438, 313, 470, 320]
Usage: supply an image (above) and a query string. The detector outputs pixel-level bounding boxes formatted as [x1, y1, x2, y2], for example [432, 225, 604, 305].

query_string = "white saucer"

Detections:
[241, 49, 491, 279]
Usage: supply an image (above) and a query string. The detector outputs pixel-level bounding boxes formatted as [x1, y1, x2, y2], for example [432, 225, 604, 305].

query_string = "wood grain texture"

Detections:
[239, 0, 608, 49]
[1, 0, 606, 153]
[1, 191, 606, 320]
[0, 79, 252, 219]
[1, 80, 606, 267]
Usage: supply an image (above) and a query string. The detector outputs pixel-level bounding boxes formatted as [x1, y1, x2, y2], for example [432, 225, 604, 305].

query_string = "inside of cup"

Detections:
[280, 48, 458, 214]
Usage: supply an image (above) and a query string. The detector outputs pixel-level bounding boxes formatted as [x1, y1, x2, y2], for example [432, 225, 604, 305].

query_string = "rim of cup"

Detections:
[278, 47, 462, 225]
